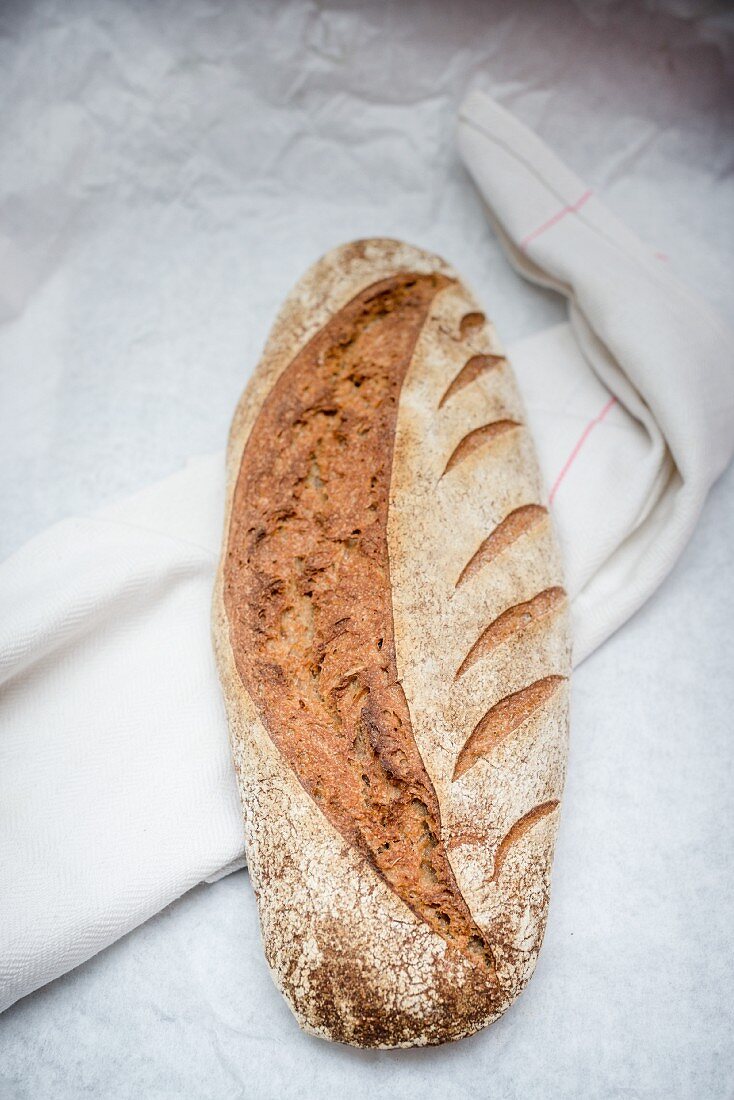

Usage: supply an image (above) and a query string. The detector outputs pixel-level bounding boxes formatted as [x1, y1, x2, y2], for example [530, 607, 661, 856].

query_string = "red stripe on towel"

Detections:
[549, 396, 617, 505]
[520, 189, 593, 251]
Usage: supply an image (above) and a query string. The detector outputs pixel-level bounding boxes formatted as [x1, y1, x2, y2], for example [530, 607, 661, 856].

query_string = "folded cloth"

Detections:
[3, 97, 734, 1013]
[0, 455, 246, 1013]
[458, 90, 734, 662]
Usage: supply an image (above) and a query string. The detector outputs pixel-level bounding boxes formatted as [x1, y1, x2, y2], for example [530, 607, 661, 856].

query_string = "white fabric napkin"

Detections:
[3, 97, 734, 1014]
[0, 456, 246, 1013]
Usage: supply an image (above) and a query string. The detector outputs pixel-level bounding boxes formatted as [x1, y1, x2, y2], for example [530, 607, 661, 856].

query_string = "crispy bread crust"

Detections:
[213, 239, 570, 1047]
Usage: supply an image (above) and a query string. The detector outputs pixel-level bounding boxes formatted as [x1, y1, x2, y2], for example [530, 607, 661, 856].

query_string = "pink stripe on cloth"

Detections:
[549, 396, 617, 505]
[520, 189, 593, 252]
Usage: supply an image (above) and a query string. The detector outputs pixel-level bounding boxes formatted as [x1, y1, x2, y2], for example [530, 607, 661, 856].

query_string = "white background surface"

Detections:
[1, 1, 733, 1097]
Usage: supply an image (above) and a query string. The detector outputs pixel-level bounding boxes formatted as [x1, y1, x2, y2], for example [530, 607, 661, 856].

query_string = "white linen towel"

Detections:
[2, 96, 733, 1012]
[458, 90, 734, 662]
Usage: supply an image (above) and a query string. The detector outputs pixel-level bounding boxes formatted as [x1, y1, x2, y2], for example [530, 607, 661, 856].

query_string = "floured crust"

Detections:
[213, 239, 571, 1047]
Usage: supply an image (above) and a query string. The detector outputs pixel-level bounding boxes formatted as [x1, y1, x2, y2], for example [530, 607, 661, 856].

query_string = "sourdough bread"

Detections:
[213, 239, 571, 1047]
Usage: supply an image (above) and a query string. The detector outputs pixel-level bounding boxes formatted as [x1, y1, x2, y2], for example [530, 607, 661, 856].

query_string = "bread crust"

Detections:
[213, 239, 571, 1047]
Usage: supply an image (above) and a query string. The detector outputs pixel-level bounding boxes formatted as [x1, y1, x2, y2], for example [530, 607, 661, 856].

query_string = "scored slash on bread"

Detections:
[454, 588, 567, 680]
[455, 504, 550, 588]
[438, 353, 505, 409]
[441, 419, 522, 476]
[452, 676, 568, 782]
[213, 239, 571, 1048]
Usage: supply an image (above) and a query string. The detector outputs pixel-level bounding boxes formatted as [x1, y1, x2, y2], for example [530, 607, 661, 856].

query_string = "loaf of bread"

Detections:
[213, 239, 571, 1048]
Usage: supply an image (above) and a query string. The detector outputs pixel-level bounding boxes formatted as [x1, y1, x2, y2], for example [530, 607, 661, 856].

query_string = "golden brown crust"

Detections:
[213, 239, 571, 1047]
[223, 272, 494, 971]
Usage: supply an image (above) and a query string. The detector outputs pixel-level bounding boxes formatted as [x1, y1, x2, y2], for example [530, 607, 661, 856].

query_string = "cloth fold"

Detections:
[0, 456, 246, 1012]
[458, 90, 734, 661]
[2, 96, 733, 1012]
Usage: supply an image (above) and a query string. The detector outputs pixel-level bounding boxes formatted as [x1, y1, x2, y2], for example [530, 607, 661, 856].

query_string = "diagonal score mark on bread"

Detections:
[489, 801, 560, 882]
[449, 801, 561, 872]
[458, 311, 486, 338]
[455, 588, 567, 679]
[439, 353, 505, 409]
[456, 504, 549, 588]
[223, 272, 496, 973]
[453, 677, 567, 781]
[442, 420, 521, 477]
